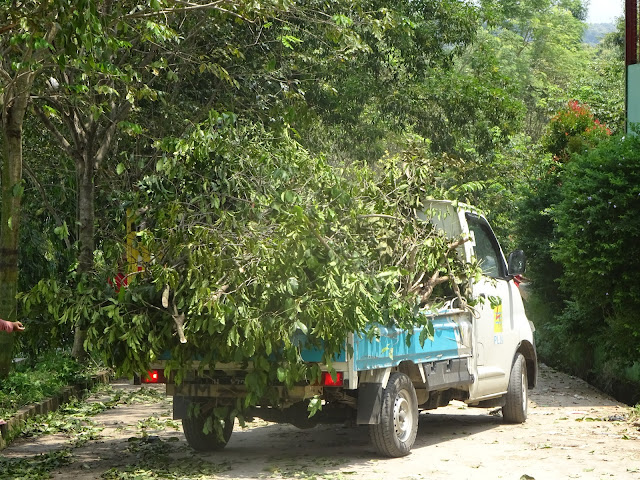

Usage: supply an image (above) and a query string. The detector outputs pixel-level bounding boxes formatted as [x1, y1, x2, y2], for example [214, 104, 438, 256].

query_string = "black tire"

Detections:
[182, 403, 234, 452]
[502, 353, 528, 423]
[369, 372, 419, 457]
[287, 401, 318, 429]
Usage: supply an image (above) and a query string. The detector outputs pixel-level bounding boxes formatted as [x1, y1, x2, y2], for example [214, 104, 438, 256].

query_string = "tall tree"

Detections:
[568, 18, 625, 133]
[0, 1, 63, 377]
[33, 4, 154, 358]
[477, 0, 589, 141]
[31, 0, 297, 358]
[25, 0, 486, 360]
[289, 0, 483, 162]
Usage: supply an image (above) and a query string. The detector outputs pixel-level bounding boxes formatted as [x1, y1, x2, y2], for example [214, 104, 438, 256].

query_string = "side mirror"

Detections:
[507, 250, 526, 276]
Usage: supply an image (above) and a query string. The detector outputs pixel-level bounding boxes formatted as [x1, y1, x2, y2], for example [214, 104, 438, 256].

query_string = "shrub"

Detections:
[552, 134, 640, 366]
[542, 100, 611, 161]
[0, 352, 96, 418]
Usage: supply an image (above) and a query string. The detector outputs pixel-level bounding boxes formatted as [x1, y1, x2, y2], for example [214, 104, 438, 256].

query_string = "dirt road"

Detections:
[2, 363, 639, 480]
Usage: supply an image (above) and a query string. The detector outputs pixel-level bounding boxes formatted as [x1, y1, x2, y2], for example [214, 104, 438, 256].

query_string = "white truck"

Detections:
[150, 200, 537, 457]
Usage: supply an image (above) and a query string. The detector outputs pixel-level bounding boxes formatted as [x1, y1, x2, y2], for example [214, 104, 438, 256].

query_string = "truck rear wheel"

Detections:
[502, 353, 528, 423]
[182, 403, 234, 451]
[369, 372, 419, 457]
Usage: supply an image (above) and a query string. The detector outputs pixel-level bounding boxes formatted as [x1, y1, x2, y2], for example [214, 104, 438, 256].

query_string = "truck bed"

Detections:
[298, 309, 472, 378]
[353, 310, 472, 371]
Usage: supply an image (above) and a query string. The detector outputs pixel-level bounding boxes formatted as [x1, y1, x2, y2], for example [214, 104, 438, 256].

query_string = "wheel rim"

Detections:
[393, 389, 414, 443]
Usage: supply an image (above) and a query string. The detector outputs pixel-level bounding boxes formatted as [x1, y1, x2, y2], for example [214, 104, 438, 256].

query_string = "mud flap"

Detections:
[357, 383, 383, 424]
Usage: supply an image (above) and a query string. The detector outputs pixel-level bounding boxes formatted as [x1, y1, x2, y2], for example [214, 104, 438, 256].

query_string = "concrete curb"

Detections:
[0, 370, 111, 450]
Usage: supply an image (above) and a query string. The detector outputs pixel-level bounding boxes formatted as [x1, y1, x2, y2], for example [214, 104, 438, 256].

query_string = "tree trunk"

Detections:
[71, 155, 95, 360]
[0, 81, 29, 378]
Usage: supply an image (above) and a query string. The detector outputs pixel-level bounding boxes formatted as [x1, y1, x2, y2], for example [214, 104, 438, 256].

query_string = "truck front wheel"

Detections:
[369, 372, 419, 457]
[182, 403, 234, 451]
[502, 353, 528, 423]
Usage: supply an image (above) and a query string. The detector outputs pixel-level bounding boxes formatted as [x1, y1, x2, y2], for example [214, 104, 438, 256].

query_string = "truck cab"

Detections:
[424, 200, 537, 403]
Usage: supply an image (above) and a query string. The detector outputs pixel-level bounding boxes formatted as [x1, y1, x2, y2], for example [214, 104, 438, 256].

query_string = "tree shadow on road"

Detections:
[2, 404, 507, 480]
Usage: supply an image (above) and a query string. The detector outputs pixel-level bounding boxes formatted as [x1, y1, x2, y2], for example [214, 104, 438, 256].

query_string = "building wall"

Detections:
[628, 64, 640, 133]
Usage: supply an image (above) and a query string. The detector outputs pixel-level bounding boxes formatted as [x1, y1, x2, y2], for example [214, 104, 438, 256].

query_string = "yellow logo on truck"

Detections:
[493, 304, 503, 345]
[493, 304, 503, 333]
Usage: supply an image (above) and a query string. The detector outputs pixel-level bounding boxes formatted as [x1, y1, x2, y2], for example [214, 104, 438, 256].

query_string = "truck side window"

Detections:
[466, 214, 506, 278]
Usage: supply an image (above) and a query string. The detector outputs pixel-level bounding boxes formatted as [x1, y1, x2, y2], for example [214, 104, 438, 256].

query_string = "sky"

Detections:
[587, 0, 624, 23]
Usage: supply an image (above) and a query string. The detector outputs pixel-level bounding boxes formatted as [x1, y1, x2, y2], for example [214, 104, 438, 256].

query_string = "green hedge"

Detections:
[0, 352, 99, 419]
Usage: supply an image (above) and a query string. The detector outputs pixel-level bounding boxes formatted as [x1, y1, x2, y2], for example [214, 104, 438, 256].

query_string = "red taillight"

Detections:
[321, 371, 344, 387]
[142, 369, 166, 383]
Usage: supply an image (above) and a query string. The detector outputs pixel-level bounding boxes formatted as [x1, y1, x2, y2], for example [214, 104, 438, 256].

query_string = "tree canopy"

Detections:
[1, 0, 634, 405]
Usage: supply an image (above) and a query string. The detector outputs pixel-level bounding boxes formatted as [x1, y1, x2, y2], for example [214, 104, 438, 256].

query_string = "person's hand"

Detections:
[12, 321, 24, 332]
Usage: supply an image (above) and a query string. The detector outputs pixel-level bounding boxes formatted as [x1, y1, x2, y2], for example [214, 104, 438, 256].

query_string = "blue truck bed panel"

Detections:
[298, 311, 471, 371]
[353, 314, 469, 371]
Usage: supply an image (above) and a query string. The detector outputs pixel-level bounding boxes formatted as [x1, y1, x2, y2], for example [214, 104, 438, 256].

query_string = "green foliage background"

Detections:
[551, 135, 640, 388]
[1, 0, 636, 404]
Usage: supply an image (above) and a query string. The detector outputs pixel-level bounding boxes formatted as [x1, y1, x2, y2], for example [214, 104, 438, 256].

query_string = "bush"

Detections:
[552, 133, 640, 372]
[0, 352, 97, 418]
[542, 100, 611, 161]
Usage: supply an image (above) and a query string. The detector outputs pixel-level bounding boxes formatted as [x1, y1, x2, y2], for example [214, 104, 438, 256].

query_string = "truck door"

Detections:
[465, 213, 516, 399]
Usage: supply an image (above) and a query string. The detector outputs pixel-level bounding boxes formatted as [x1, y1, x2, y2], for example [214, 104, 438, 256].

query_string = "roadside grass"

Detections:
[0, 351, 103, 419]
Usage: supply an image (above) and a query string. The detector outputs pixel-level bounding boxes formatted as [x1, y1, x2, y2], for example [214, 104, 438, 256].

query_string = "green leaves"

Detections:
[75, 113, 476, 416]
[10, 0, 521, 423]
[0, 449, 72, 480]
[307, 395, 322, 417]
[553, 135, 640, 338]
[53, 221, 70, 240]
[12, 181, 25, 198]
[332, 14, 353, 27]
[280, 34, 303, 49]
